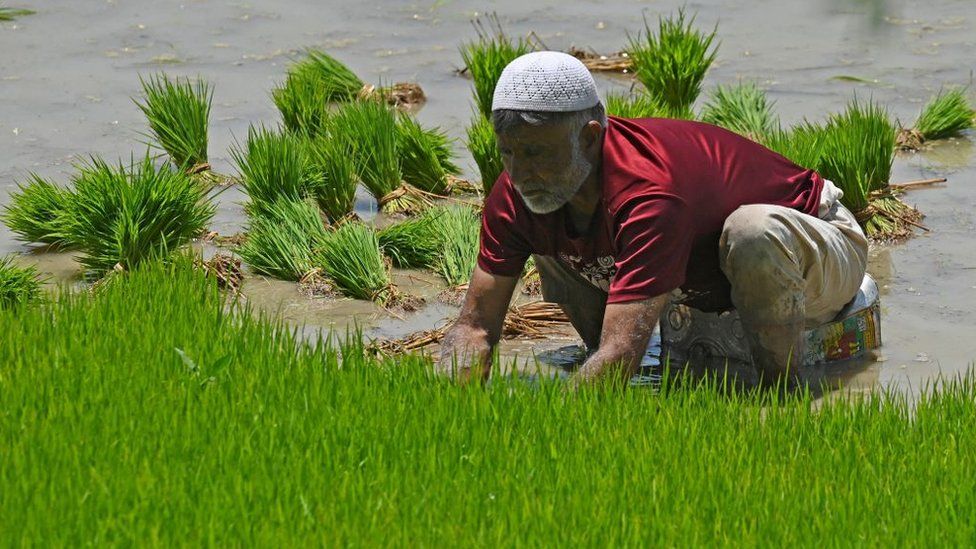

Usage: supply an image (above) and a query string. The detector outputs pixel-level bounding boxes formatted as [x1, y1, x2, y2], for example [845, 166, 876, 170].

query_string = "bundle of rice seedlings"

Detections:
[761, 122, 826, 171]
[467, 113, 504, 195]
[395, 114, 461, 196]
[700, 82, 778, 141]
[377, 208, 445, 269]
[0, 5, 33, 20]
[236, 198, 327, 281]
[272, 71, 333, 137]
[626, 8, 718, 114]
[1, 174, 75, 248]
[0, 256, 42, 309]
[604, 91, 668, 119]
[460, 16, 533, 118]
[898, 88, 976, 150]
[134, 73, 213, 171]
[287, 49, 364, 103]
[304, 135, 358, 222]
[230, 125, 312, 216]
[316, 221, 392, 303]
[436, 205, 481, 286]
[63, 154, 216, 276]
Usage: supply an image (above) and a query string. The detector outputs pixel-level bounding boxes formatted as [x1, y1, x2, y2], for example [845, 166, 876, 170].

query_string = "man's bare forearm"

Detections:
[574, 346, 641, 385]
[438, 321, 494, 383]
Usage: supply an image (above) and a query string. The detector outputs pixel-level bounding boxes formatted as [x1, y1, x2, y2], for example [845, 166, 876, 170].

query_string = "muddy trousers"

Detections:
[534, 182, 869, 379]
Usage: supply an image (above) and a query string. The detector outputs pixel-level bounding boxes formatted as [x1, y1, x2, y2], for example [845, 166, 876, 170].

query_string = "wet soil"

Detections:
[2, 0, 974, 390]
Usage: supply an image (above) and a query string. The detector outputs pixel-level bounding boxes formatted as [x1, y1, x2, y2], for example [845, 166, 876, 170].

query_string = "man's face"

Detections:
[496, 121, 593, 214]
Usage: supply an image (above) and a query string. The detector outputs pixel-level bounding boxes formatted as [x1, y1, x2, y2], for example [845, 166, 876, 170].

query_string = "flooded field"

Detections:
[2, 0, 974, 390]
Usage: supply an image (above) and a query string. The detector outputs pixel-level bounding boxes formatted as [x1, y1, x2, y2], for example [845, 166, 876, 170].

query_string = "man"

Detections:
[439, 51, 868, 387]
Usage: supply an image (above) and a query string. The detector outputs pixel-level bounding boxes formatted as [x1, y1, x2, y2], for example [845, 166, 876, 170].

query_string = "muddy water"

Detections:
[2, 0, 974, 390]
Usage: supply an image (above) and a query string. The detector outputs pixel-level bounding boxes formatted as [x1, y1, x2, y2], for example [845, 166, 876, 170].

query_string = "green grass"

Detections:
[231, 125, 312, 215]
[459, 20, 533, 118]
[3, 260, 976, 544]
[913, 87, 975, 141]
[0, 256, 42, 308]
[1, 174, 75, 247]
[316, 221, 391, 303]
[304, 135, 359, 222]
[817, 98, 896, 211]
[134, 73, 213, 170]
[0, 5, 33, 20]
[61, 154, 216, 276]
[236, 198, 328, 281]
[467, 113, 504, 195]
[377, 207, 446, 269]
[395, 114, 460, 195]
[700, 82, 778, 140]
[331, 99, 404, 209]
[436, 205, 481, 286]
[627, 8, 718, 114]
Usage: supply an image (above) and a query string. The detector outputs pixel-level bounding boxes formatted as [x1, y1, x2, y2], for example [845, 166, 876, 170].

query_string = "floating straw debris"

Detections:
[134, 73, 213, 172]
[198, 252, 244, 293]
[567, 46, 633, 72]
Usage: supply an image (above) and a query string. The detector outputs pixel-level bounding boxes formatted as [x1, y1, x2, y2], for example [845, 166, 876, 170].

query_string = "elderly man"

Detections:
[439, 51, 868, 386]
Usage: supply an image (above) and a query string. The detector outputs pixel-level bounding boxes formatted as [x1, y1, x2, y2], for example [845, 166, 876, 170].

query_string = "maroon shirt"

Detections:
[478, 116, 824, 311]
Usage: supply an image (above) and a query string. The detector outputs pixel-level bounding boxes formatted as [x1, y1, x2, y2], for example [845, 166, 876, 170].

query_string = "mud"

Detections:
[2, 0, 974, 391]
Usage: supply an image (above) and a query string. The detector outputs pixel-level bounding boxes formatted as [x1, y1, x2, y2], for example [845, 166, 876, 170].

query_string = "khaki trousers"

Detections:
[535, 181, 869, 348]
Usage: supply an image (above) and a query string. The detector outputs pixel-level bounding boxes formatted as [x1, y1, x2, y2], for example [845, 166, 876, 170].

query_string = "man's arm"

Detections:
[438, 265, 519, 383]
[572, 294, 669, 387]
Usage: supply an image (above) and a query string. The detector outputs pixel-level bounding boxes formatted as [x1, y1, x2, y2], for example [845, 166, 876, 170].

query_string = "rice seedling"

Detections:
[230, 125, 312, 215]
[5, 258, 976, 545]
[761, 122, 827, 171]
[288, 49, 364, 103]
[467, 113, 504, 195]
[898, 87, 976, 149]
[271, 71, 333, 137]
[0, 256, 42, 308]
[460, 16, 533, 118]
[604, 91, 668, 119]
[436, 205, 481, 286]
[60, 154, 216, 276]
[820, 97, 895, 196]
[395, 114, 460, 196]
[236, 198, 327, 281]
[626, 8, 718, 114]
[1, 174, 75, 248]
[134, 73, 213, 171]
[0, 5, 33, 20]
[316, 221, 392, 303]
[304, 135, 359, 222]
[330, 99, 410, 210]
[377, 208, 445, 269]
[700, 82, 779, 141]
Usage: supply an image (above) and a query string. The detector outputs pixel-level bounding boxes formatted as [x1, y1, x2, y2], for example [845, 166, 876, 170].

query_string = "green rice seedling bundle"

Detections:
[0, 5, 33, 20]
[1, 174, 75, 248]
[331, 99, 418, 212]
[626, 8, 718, 115]
[700, 82, 778, 141]
[6, 259, 976, 544]
[467, 113, 504, 195]
[436, 205, 481, 286]
[0, 256, 42, 308]
[317, 221, 392, 303]
[761, 122, 827, 171]
[236, 198, 328, 281]
[604, 91, 669, 119]
[395, 114, 461, 196]
[134, 73, 213, 171]
[460, 17, 533, 118]
[898, 88, 976, 149]
[271, 50, 364, 136]
[304, 135, 358, 222]
[231, 125, 312, 216]
[821, 98, 895, 196]
[62, 154, 216, 276]
[377, 207, 445, 269]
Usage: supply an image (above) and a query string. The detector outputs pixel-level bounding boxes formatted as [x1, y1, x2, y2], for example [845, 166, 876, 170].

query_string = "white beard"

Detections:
[521, 140, 593, 215]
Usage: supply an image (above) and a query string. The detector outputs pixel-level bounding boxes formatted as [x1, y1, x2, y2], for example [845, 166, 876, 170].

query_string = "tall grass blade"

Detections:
[0, 5, 34, 20]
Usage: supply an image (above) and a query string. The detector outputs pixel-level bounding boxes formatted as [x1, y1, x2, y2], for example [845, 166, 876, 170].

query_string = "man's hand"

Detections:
[570, 294, 669, 388]
[438, 265, 518, 383]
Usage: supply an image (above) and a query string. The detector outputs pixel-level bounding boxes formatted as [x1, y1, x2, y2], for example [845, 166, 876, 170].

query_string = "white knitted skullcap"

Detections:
[492, 51, 600, 112]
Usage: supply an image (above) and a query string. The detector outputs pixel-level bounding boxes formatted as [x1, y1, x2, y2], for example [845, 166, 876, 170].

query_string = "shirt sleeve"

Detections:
[607, 194, 694, 303]
[477, 176, 531, 277]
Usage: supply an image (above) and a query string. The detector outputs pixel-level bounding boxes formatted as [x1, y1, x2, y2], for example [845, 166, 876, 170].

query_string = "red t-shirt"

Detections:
[478, 116, 824, 311]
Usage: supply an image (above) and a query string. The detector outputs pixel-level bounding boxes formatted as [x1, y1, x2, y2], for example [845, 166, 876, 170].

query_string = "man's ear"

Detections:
[580, 120, 603, 153]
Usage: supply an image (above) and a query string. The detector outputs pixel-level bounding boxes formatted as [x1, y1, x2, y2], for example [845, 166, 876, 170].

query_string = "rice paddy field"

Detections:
[2, 0, 976, 544]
